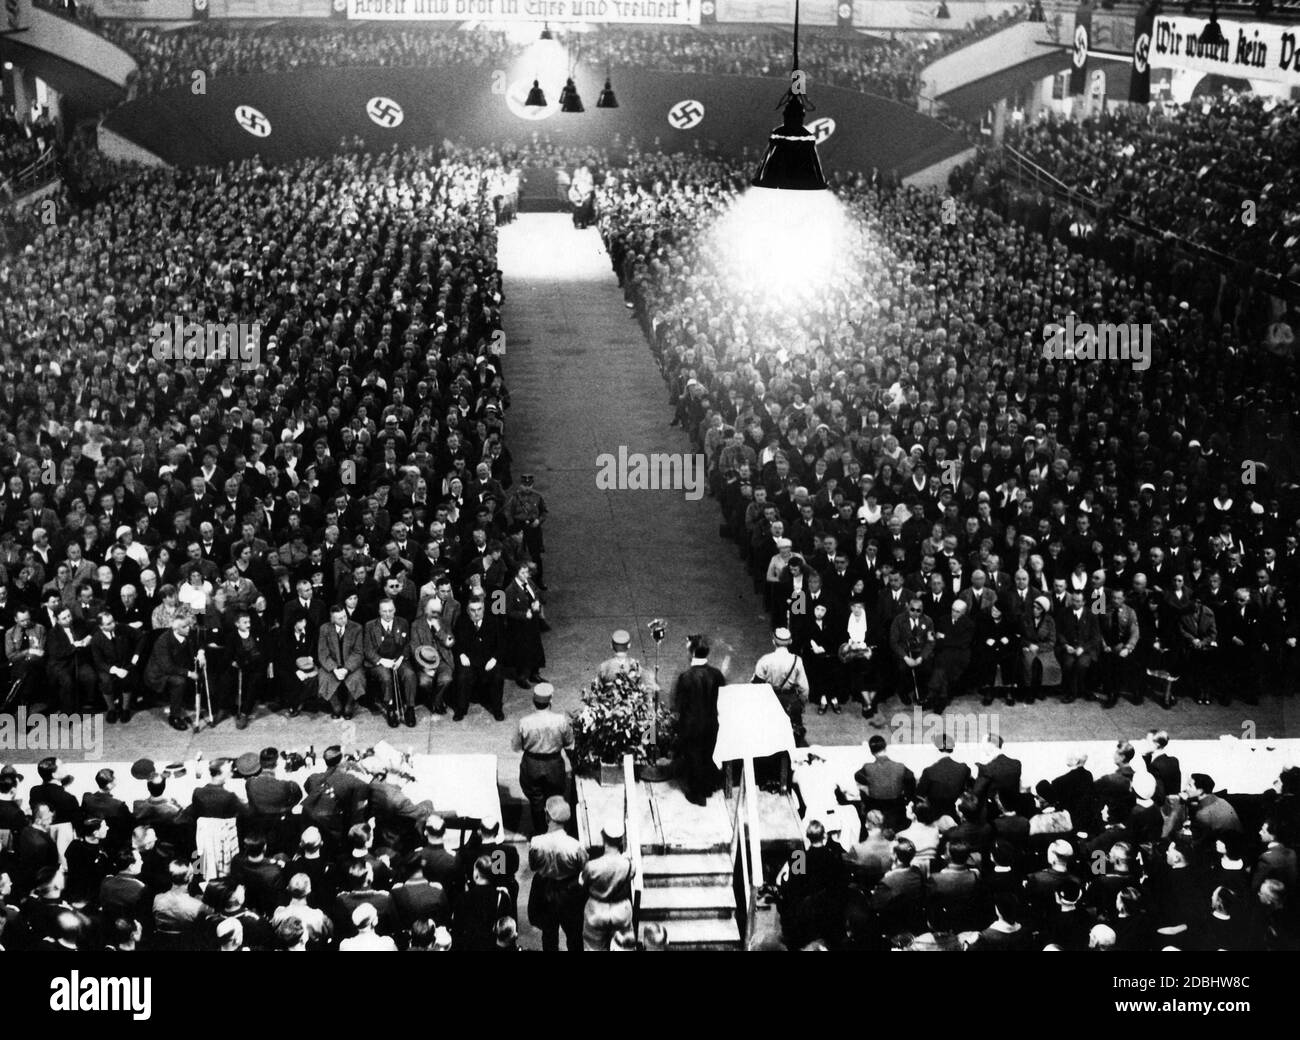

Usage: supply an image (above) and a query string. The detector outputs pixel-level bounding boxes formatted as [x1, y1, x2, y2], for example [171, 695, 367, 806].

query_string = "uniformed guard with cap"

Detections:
[527, 795, 588, 952]
[504, 473, 548, 587]
[580, 817, 636, 951]
[597, 629, 639, 684]
[513, 682, 574, 835]
[751, 627, 811, 790]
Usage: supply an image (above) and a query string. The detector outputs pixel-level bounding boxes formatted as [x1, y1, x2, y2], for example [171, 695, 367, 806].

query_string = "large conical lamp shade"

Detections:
[751, 95, 827, 191]
[524, 79, 547, 107]
[596, 77, 619, 109]
[560, 77, 585, 112]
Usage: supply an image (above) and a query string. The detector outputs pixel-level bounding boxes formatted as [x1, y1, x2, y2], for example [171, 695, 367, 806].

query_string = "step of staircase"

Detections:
[644, 916, 743, 951]
[640, 883, 737, 920]
[641, 851, 733, 887]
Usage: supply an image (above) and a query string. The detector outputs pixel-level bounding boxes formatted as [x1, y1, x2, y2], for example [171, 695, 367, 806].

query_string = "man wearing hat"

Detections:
[753, 623, 810, 717]
[752, 627, 811, 789]
[504, 473, 547, 588]
[527, 795, 588, 952]
[581, 818, 636, 951]
[597, 629, 640, 684]
[276, 614, 318, 718]
[408, 594, 455, 713]
[514, 683, 574, 835]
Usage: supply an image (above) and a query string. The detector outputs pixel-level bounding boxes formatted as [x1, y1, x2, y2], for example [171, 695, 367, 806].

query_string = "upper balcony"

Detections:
[0, 0, 138, 111]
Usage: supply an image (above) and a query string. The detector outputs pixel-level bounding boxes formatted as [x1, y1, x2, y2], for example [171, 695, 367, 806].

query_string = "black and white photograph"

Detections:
[0, 0, 1297, 1012]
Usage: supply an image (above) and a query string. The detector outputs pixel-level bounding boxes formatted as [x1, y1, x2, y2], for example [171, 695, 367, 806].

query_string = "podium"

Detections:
[713, 682, 797, 795]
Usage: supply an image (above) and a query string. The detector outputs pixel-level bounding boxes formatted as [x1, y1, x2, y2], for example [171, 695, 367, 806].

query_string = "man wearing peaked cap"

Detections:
[527, 793, 588, 952]
[514, 681, 574, 836]
[598, 628, 648, 686]
[581, 816, 636, 951]
[751, 627, 811, 791]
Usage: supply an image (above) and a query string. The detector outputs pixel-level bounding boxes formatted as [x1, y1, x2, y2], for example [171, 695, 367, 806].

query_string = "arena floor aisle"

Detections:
[496, 214, 1297, 749]
[24, 216, 1295, 805]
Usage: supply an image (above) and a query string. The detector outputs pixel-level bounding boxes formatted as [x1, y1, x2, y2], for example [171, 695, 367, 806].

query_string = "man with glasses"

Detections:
[889, 597, 934, 707]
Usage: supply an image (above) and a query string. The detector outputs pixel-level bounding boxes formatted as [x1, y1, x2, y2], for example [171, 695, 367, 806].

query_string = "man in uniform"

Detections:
[597, 629, 639, 684]
[672, 634, 724, 806]
[514, 683, 573, 835]
[504, 473, 548, 588]
[527, 796, 587, 952]
[751, 627, 810, 790]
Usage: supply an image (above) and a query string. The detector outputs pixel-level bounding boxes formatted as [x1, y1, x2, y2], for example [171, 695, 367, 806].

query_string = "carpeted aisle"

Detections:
[496, 213, 774, 717]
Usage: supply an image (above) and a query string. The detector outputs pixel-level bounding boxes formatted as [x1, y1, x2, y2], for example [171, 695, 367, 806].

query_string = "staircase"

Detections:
[640, 847, 742, 951]
[576, 769, 743, 951]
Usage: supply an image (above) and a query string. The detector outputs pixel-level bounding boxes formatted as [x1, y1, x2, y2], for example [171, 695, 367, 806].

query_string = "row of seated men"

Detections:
[1, 586, 522, 730]
[769, 734, 1300, 950]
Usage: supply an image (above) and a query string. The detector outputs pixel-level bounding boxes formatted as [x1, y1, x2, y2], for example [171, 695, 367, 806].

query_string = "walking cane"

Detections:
[196, 652, 214, 728]
[236, 666, 243, 722]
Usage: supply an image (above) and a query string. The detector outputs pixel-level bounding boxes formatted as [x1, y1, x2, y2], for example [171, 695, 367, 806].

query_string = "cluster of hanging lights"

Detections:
[523, 24, 619, 112]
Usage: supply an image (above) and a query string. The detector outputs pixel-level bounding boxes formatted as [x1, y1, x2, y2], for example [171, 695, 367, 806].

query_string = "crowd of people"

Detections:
[598, 146, 1299, 716]
[0, 108, 56, 201]
[772, 731, 1300, 950]
[95, 20, 1025, 106]
[999, 95, 1300, 283]
[0, 748, 655, 951]
[0, 143, 560, 732]
[102, 23, 519, 98]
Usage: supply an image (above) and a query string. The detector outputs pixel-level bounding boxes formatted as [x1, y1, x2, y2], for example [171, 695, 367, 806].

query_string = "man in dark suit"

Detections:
[362, 599, 417, 728]
[1050, 751, 1097, 835]
[45, 606, 93, 712]
[282, 578, 328, 633]
[927, 600, 974, 708]
[853, 734, 916, 831]
[80, 768, 132, 852]
[973, 734, 1022, 809]
[90, 610, 140, 724]
[144, 615, 200, 731]
[1056, 590, 1102, 703]
[917, 734, 970, 818]
[452, 597, 504, 721]
[927, 840, 985, 931]
[1143, 730, 1181, 804]
[318, 604, 365, 720]
[673, 634, 726, 806]
[1094, 741, 1138, 821]
[246, 748, 304, 854]
[1219, 587, 1261, 705]
[889, 597, 935, 706]
[870, 838, 926, 936]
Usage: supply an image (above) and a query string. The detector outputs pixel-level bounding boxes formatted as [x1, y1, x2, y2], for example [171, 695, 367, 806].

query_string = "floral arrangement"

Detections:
[571, 661, 678, 770]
